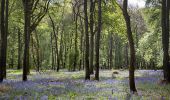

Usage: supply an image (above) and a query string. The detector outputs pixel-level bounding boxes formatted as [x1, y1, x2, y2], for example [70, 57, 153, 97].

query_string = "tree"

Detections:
[0, 0, 6, 82]
[48, 14, 60, 71]
[108, 33, 113, 69]
[17, 28, 22, 70]
[161, 0, 170, 82]
[122, 0, 137, 92]
[84, 0, 90, 80]
[95, 0, 102, 80]
[22, 0, 50, 81]
[4, 0, 9, 78]
[22, 0, 32, 81]
[89, 0, 95, 74]
[72, 0, 79, 71]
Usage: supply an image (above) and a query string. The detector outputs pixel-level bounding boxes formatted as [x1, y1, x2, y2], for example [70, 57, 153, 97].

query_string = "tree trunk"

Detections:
[17, 28, 22, 70]
[0, 0, 6, 82]
[50, 32, 54, 70]
[59, 26, 64, 70]
[34, 32, 41, 72]
[84, 0, 90, 80]
[49, 14, 60, 72]
[23, 0, 32, 81]
[125, 43, 129, 68]
[109, 33, 113, 69]
[3, 0, 9, 78]
[162, 0, 170, 82]
[95, 0, 102, 80]
[10, 49, 14, 69]
[90, 0, 95, 74]
[79, 16, 84, 70]
[31, 35, 37, 69]
[122, 0, 137, 92]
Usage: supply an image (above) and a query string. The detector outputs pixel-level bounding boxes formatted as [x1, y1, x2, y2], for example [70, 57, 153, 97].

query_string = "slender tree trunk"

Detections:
[49, 14, 60, 72]
[73, 1, 79, 71]
[84, 0, 90, 80]
[10, 49, 14, 69]
[17, 28, 22, 70]
[63, 41, 67, 69]
[50, 32, 54, 70]
[59, 26, 64, 69]
[73, 14, 78, 71]
[55, 30, 60, 72]
[31, 35, 37, 68]
[34, 32, 41, 72]
[79, 17, 84, 70]
[95, 0, 102, 80]
[109, 33, 113, 69]
[0, 0, 6, 82]
[122, 0, 137, 92]
[3, 0, 9, 78]
[125, 43, 129, 68]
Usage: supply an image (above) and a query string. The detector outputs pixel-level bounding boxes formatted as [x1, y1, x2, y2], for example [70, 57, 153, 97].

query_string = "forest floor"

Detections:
[0, 69, 170, 100]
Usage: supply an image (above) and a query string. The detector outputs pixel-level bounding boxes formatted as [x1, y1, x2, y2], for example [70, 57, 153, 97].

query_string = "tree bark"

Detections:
[22, 0, 32, 81]
[3, 0, 9, 78]
[50, 32, 54, 70]
[34, 31, 41, 72]
[0, 0, 6, 82]
[17, 28, 22, 70]
[125, 43, 129, 68]
[48, 14, 60, 72]
[109, 33, 113, 69]
[95, 0, 102, 80]
[122, 0, 137, 92]
[162, 0, 170, 82]
[84, 0, 90, 80]
[79, 16, 84, 70]
[90, 0, 95, 74]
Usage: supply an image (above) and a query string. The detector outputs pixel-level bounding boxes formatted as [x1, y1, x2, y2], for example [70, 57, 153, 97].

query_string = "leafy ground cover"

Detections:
[0, 70, 170, 99]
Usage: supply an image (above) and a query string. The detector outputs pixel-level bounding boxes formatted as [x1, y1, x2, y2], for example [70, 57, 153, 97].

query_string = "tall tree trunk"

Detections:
[125, 43, 129, 68]
[0, 0, 6, 82]
[31, 35, 37, 68]
[10, 49, 14, 69]
[3, 0, 8, 78]
[23, 0, 32, 81]
[50, 32, 54, 70]
[34, 32, 41, 72]
[95, 0, 102, 80]
[79, 16, 84, 70]
[17, 28, 22, 70]
[122, 0, 137, 92]
[73, 14, 78, 71]
[89, 0, 95, 74]
[162, 0, 170, 82]
[63, 42, 66, 69]
[59, 26, 64, 70]
[109, 33, 113, 69]
[84, 0, 90, 80]
[49, 14, 60, 72]
[73, 1, 79, 71]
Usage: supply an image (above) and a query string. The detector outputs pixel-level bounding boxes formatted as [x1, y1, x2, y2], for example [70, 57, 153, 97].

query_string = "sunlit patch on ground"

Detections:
[0, 69, 169, 99]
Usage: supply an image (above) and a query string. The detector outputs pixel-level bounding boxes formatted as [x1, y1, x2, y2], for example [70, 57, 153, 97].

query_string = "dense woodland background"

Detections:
[0, 0, 170, 94]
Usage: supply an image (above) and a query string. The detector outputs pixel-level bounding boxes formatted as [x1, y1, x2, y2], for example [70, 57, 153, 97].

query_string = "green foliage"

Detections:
[3, 0, 164, 70]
